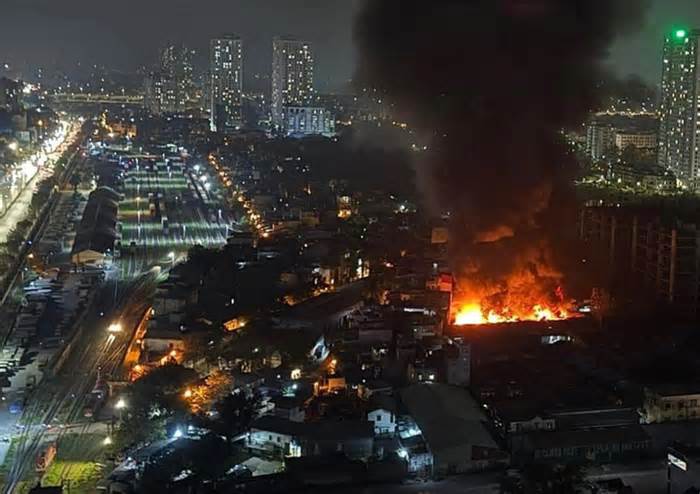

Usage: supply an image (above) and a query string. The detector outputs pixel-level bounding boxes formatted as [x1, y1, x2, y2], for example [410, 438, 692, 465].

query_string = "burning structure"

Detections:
[355, 0, 647, 325]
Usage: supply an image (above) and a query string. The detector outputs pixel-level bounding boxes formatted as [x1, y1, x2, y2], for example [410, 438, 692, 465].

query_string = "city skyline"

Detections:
[5, 1, 700, 493]
[2, 0, 700, 91]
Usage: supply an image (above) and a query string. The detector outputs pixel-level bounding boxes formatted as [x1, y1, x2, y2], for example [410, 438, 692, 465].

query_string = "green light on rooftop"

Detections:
[676, 29, 688, 39]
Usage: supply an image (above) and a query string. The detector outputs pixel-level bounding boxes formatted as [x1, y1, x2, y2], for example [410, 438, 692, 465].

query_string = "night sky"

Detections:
[0, 0, 698, 90]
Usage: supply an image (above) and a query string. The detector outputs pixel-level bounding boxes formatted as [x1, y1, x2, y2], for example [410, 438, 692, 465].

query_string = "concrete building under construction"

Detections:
[579, 204, 700, 319]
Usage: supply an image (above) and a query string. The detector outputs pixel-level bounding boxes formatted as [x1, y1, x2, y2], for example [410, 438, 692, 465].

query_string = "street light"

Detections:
[115, 398, 127, 410]
[107, 323, 123, 333]
[103, 436, 113, 446]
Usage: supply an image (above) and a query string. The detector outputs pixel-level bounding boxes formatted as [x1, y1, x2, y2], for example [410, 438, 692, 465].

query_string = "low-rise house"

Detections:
[399, 434, 434, 477]
[247, 415, 305, 457]
[357, 380, 393, 401]
[140, 328, 185, 364]
[489, 401, 556, 438]
[368, 407, 397, 436]
[271, 395, 306, 423]
[142, 328, 185, 354]
[152, 282, 197, 316]
[408, 362, 438, 384]
[302, 420, 374, 460]
[444, 338, 471, 387]
[407, 313, 443, 339]
[314, 375, 347, 396]
[640, 385, 700, 424]
[247, 416, 374, 460]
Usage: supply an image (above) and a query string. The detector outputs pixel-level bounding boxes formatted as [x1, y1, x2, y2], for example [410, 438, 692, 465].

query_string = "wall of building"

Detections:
[368, 408, 396, 436]
[641, 391, 700, 423]
[248, 428, 295, 455]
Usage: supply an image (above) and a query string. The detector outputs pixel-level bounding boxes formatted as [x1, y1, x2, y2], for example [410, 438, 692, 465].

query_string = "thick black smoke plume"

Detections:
[355, 0, 648, 308]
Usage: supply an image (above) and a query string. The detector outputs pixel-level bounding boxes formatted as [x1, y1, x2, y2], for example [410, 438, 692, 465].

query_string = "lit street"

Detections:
[4, 2, 700, 494]
[0, 120, 78, 243]
[2, 273, 158, 492]
[0, 148, 232, 490]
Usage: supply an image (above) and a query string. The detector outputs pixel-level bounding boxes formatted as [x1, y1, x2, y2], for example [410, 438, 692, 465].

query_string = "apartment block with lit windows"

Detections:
[210, 35, 243, 132]
[271, 37, 315, 130]
[658, 29, 700, 185]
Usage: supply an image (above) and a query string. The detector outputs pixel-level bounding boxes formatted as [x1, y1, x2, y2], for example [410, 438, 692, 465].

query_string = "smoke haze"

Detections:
[354, 0, 648, 305]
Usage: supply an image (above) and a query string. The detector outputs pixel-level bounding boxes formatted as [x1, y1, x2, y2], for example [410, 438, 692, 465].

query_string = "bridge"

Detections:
[49, 92, 144, 106]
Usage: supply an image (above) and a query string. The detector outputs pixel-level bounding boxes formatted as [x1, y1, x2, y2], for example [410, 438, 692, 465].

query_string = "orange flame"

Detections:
[454, 293, 574, 326]
[452, 240, 578, 326]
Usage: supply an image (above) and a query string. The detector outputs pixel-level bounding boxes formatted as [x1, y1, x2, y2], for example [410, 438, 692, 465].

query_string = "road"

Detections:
[588, 461, 667, 494]
[0, 120, 78, 243]
[2, 272, 157, 493]
[334, 473, 502, 494]
[1, 150, 232, 491]
[330, 462, 669, 494]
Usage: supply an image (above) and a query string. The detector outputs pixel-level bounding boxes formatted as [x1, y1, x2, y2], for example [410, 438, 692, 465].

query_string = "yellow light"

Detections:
[454, 303, 484, 325]
[107, 323, 123, 333]
[183, 388, 192, 399]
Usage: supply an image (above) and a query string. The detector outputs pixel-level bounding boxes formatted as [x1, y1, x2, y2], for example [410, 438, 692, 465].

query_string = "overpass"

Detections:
[50, 92, 144, 107]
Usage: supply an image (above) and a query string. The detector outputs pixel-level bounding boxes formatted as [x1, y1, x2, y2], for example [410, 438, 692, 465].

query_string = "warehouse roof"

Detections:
[400, 383, 500, 464]
[72, 186, 119, 257]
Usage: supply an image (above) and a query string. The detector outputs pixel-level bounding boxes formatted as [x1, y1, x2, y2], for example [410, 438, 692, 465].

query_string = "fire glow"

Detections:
[454, 301, 571, 326]
[454, 286, 577, 326]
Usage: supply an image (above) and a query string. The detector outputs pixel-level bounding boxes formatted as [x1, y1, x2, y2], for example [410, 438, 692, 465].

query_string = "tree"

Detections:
[186, 433, 230, 486]
[16, 219, 32, 232]
[113, 414, 166, 452]
[181, 332, 216, 371]
[31, 177, 56, 216]
[208, 390, 258, 450]
[187, 370, 232, 414]
[6, 228, 25, 254]
[114, 365, 197, 451]
[130, 364, 197, 414]
[186, 245, 219, 279]
[70, 172, 81, 192]
[0, 252, 16, 272]
[136, 434, 230, 493]
[137, 450, 183, 494]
